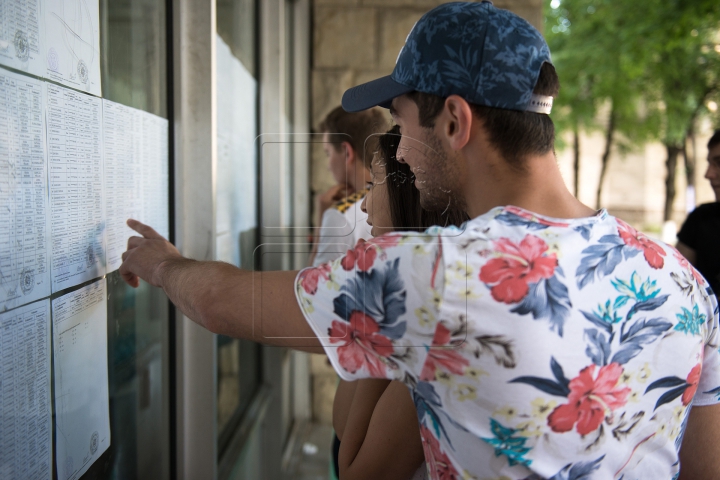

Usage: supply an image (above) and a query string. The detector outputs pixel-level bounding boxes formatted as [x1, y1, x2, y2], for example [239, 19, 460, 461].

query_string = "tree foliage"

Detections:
[545, 0, 720, 217]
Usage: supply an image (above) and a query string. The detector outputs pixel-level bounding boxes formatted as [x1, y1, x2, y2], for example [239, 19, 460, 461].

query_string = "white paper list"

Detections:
[0, 0, 43, 75]
[47, 82, 105, 292]
[0, 68, 51, 311]
[43, 0, 101, 96]
[141, 111, 169, 240]
[103, 100, 142, 272]
[103, 100, 168, 272]
[52, 279, 109, 480]
[0, 299, 52, 480]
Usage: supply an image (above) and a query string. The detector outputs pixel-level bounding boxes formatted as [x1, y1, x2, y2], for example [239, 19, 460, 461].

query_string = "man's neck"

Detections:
[346, 167, 371, 194]
[464, 151, 595, 220]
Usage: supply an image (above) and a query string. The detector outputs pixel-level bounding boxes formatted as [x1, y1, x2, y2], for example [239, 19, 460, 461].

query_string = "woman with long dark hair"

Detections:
[330, 126, 468, 480]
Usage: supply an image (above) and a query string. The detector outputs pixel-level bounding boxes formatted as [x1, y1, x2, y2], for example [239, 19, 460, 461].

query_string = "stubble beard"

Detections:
[415, 130, 467, 214]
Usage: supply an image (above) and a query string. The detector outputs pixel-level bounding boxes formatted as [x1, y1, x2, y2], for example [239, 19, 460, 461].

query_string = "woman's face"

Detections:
[361, 155, 394, 237]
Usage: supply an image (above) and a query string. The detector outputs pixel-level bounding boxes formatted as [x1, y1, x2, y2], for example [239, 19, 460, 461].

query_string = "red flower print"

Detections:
[506, 206, 570, 228]
[547, 363, 631, 435]
[479, 235, 558, 303]
[617, 219, 666, 269]
[672, 248, 706, 285]
[298, 263, 331, 295]
[420, 425, 459, 480]
[420, 323, 469, 381]
[682, 363, 702, 405]
[328, 311, 393, 377]
[340, 239, 377, 272]
[368, 233, 402, 249]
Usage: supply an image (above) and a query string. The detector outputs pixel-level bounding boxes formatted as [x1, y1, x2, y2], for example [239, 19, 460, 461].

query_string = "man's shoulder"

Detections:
[330, 189, 367, 215]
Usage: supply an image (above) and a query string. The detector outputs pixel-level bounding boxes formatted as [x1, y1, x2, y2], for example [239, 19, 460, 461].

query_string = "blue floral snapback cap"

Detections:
[342, 1, 553, 114]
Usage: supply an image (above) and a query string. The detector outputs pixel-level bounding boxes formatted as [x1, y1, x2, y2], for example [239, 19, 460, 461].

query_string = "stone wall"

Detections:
[309, 0, 544, 425]
[311, 0, 543, 196]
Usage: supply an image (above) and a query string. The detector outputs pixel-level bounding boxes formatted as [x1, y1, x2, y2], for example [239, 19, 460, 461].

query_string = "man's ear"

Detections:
[441, 95, 472, 151]
[342, 141, 356, 165]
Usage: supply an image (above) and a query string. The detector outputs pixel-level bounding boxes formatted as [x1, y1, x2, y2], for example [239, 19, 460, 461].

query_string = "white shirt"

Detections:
[313, 190, 373, 267]
[297, 205, 720, 480]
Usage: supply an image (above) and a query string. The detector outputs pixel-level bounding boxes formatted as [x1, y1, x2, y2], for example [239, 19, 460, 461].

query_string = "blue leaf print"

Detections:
[703, 386, 720, 400]
[611, 317, 673, 365]
[510, 357, 571, 397]
[674, 304, 707, 336]
[551, 357, 571, 392]
[646, 377, 687, 392]
[626, 295, 670, 320]
[575, 235, 639, 289]
[580, 309, 614, 335]
[413, 382, 468, 448]
[581, 299, 622, 334]
[653, 386, 688, 411]
[610, 345, 643, 366]
[574, 224, 593, 241]
[645, 376, 692, 410]
[509, 376, 571, 397]
[548, 455, 605, 480]
[619, 317, 673, 344]
[584, 329, 611, 366]
[495, 211, 549, 230]
[511, 275, 571, 337]
[333, 258, 407, 339]
[481, 418, 532, 468]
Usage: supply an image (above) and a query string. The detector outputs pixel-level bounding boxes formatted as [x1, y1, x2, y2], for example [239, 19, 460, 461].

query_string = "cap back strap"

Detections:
[527, 94, 553, 114]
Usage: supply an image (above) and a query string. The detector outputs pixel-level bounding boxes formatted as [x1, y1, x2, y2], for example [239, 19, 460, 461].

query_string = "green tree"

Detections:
[546, 0, 659, 209]
[629, 0, 720, 220]
[546, 0, 719, 217]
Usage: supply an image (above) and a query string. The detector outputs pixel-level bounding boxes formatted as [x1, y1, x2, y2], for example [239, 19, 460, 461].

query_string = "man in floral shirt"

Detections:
[120, 2, 720, 479]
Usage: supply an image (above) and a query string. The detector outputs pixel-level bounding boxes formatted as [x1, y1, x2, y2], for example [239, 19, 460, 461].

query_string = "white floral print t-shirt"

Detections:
[295, 206, 720, 480]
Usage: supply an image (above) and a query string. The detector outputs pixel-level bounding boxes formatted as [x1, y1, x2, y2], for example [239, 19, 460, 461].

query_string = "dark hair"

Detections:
[405, 62, 560, 171]
[708, 130, 720, 150]
[319, 106, 387, 163]
[376, 126, 469, 232]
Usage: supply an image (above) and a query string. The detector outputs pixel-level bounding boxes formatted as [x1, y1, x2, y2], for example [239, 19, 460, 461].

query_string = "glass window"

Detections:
[215, 0, 262, 456]
[80, 1, 171, 479]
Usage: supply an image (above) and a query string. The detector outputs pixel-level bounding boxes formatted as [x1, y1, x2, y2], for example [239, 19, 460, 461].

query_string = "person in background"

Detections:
[677, 129, 720, 296]
[308, 106, 386, 266]
[332, 126, 468, 480]
[309, 106, 386, 479]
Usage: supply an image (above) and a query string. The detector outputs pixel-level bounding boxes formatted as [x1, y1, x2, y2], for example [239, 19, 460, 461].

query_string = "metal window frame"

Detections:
[171, 0, 311, 478]
[171, 0, 218, 478]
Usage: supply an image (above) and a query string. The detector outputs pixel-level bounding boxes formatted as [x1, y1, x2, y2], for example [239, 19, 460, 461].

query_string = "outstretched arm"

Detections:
[119, 219, 323, 353]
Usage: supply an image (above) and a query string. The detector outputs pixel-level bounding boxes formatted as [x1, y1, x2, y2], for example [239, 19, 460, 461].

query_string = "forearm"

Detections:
[157, 258, 324, 352]
[157, 258, 247, 333]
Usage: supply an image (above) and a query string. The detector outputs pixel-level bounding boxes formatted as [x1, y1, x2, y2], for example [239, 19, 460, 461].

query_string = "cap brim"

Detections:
[342, 75, 415, 113]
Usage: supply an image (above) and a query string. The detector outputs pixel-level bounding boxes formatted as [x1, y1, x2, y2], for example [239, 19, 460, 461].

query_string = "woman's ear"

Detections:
[442, 95, 472, 151]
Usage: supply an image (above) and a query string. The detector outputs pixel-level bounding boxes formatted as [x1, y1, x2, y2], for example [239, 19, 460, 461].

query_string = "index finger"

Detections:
[127, 219, 164, 240]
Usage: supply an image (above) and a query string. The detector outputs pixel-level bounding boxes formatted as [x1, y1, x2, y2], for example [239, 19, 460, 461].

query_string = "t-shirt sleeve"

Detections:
[692, 294, 720, 406]
[296, 232, 444, 382]
[677, 208, 701, 250]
